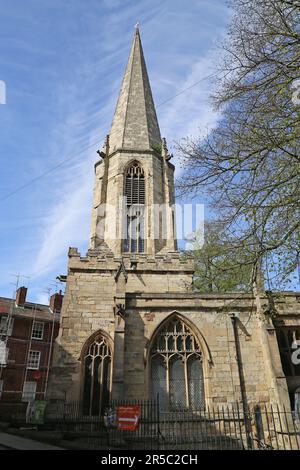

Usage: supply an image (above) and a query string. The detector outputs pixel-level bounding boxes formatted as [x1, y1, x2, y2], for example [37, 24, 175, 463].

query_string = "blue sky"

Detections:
[0, 0, 232, 303]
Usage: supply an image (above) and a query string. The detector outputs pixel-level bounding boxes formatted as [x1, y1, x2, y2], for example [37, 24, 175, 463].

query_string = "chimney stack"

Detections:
[50, 290, 63, 313]
[15, 286, 27, 306]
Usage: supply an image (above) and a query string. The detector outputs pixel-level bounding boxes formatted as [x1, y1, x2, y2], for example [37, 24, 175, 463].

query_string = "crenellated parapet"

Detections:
[68, 246, 194, 278]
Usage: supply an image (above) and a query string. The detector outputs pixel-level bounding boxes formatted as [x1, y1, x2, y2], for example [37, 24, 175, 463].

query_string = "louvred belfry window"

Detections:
[150, 317, 205, 410]
[124, 162, 145, 253]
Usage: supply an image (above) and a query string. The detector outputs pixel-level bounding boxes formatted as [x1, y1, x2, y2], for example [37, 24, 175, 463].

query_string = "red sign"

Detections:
[33, 371, 42, 380]
[116, 405, 141, 431]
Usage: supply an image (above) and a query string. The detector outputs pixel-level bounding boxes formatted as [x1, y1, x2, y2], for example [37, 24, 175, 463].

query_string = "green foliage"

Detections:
[189, 222, 253, 293]
[151, 143, 162, 154]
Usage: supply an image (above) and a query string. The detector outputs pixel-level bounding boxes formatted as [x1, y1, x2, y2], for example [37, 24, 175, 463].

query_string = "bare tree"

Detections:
[178, 0, 300, 290]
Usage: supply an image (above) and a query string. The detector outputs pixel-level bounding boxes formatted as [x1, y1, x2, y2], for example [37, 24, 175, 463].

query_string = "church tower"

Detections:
[90, 26, 177, 255]
[48, 27, 194, 408]
[47, 28, 293, 415]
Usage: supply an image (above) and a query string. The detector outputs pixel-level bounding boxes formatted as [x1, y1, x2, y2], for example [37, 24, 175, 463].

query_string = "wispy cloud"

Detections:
[32, 168, 92, 277]
[159, 51, 222, 155]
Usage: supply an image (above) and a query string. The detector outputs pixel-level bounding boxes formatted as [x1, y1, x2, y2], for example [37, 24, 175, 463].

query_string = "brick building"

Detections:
[0, 286, 62, 407]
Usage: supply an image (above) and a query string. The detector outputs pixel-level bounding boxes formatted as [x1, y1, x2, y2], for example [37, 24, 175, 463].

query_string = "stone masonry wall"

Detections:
[124, 294, 290, 408]
[47, 249, 194, 401]
[48, 248, 294, 410]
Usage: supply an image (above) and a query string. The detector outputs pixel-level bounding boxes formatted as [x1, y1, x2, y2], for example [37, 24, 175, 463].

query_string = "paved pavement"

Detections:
[0, 432, 63, 450]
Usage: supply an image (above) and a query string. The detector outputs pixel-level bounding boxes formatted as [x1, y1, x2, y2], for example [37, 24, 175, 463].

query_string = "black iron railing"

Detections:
[42, 399, 300, 450]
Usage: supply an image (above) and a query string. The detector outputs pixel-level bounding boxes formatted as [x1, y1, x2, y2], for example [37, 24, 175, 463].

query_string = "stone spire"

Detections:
[108, 26, 161, 154]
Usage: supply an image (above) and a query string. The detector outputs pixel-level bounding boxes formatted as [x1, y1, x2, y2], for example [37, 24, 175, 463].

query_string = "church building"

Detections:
[47, 28, 300, 415]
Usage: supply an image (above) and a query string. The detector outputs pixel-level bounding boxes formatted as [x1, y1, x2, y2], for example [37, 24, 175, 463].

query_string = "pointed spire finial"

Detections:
[134, 22, 140, 30]
[108, 24, 161, 153]
[161, 137, 172, 161]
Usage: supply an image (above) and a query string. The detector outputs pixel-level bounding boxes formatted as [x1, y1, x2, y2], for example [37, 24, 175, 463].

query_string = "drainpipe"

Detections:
[230, 313, 253, 449]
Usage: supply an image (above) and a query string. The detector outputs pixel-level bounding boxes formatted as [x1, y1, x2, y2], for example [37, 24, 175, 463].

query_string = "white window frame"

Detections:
[22, 381, 37, 402]
[0, 341, 9, 366]
[27, 350, 41, 370]
[31, 321, 44, 340]
[0, 315, 13, 336]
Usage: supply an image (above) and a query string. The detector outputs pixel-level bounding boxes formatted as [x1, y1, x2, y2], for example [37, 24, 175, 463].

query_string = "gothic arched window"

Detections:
[150, 317, 205, 410]
[82, 334, 112, 416]
[124, 162, 145, 253]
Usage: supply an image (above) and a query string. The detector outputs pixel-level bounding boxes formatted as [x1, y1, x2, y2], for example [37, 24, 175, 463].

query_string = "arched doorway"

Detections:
[82, 333, 112, 415]
[150, 316, 205, 410]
